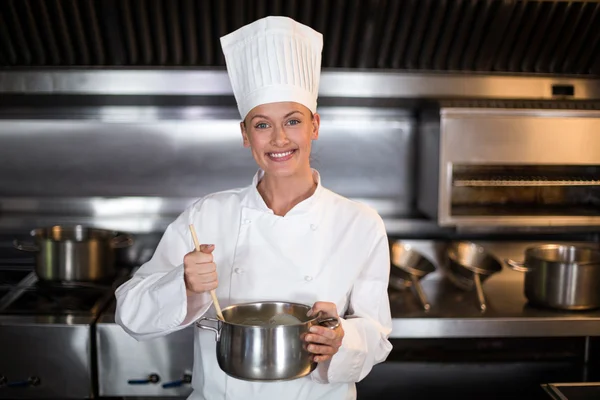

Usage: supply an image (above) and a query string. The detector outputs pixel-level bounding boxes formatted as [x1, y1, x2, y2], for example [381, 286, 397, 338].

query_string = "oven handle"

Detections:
[127, 374, 160, 385]
[162, 373, 192, 388]
[0, 376, 41, 388]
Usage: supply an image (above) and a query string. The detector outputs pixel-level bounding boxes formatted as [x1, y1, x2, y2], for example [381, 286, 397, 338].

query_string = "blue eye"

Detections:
[287, 119, 300, 126]
[255, 122, 269, 129]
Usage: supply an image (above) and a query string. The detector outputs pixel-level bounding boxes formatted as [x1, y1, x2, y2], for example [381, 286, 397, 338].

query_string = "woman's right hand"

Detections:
[183, 244, 218, 294]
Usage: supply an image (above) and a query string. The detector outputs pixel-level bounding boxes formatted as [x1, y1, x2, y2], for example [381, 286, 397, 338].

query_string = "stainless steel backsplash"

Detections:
[0, 106, 417, 235]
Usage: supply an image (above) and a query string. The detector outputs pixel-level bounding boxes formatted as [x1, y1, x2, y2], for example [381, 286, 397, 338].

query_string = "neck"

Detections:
[257, 168, 317, 216]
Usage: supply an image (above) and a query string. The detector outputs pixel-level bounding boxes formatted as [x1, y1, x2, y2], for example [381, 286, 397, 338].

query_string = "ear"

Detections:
[240, 121, 250, 148]
[311, 113, 320, 141]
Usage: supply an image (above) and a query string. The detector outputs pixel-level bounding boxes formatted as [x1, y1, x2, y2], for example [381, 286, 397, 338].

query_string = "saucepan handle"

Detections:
[505, 259, 533, 272]
[473, 273, 487, 312]
[111, 234, 134, 249]
[316, 313, 340, 330]
[13, 240, 39, 252]
[195, 317, 222, 341]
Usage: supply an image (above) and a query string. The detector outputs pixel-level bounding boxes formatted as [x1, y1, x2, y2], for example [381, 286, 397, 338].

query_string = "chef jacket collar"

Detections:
[242, 169, 324, 217]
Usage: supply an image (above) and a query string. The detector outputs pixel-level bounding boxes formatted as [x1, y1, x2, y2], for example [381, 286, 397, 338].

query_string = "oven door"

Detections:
[96, 321, 194, 397]
[0, 318, 93, 399]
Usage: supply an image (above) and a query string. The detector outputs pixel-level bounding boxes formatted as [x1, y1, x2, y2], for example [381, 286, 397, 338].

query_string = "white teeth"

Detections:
[269, 150, 294, 158]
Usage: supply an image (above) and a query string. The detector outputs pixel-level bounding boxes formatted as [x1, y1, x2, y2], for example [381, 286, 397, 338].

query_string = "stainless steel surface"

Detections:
[196, 301, 339, 382]
[454, 179, 600, 187]
[389, 240, 600, 339]
[13, 225, 133, 282]
[96, 320, 194, 397]
[390, 242, 436, 311]
[1, 71, 600, 99]
[419, 107, 600, 228]
[0, 202, 441, 238]
[0, 324, 93, 399]
[0, 107, 415, 235]
[507, 245, 600, 310]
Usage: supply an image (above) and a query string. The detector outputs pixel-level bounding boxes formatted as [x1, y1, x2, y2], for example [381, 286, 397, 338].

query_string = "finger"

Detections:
[191, 252, 214, 264]
[184, 252, 213, 265]
[307, 343, 335, 355]
[191, 280, 219, 293]
[305, 333, 334, 346]
[307, 301, 338, 318]
[193, 272, 218, 283]
[194, 262, 216, 274]
[199, 244, 215, 254]
[309, 326, 338, 339]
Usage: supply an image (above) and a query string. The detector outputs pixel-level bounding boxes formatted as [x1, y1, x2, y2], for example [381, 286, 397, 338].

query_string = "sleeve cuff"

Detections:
[312, 317, 365, 384]
[151, 265, 188, 329]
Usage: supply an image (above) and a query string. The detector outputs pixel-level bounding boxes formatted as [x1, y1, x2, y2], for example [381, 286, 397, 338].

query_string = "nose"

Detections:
[271, 126, 289, 146]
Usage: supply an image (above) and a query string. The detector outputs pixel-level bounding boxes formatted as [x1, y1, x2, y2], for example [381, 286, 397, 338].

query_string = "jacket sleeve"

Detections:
[311, 220, 393, 383]
[115, 205, 213, 341]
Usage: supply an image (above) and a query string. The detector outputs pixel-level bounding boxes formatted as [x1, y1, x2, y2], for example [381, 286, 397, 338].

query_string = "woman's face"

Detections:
[241, 102, 320, 178]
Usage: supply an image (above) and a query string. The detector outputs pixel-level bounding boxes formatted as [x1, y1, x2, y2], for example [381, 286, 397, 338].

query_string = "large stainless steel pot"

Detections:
[196, 301, 339, 381]
[446, 241, 502, 312]
[13, 225, 133, 282]
[390, 242, 436, 311]
[506, 244, 600, 310]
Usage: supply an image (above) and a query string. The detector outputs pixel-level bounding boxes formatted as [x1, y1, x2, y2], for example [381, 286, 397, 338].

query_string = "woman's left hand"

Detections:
[305, 302, 345, 362]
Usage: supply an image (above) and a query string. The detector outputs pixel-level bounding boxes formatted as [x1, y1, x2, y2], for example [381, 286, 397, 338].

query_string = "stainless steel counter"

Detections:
[390, 277, 600, 338]
[388, 239, 600, 339]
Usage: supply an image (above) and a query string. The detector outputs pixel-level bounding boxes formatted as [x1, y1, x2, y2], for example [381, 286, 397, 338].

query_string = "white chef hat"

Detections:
[220, 16, 323, 120]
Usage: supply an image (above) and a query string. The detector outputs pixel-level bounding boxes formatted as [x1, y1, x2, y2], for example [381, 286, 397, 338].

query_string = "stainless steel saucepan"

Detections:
[14, 225, 133, 282]
[196, 301, 339, 381]
[506, 244, 600, 310]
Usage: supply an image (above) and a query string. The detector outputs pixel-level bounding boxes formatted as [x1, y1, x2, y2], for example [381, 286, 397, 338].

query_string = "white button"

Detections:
[235, 268, 243, 274]
[243, 219, 251, 224]
[310, 224, 318, 231]
[304, 275, 313, 281]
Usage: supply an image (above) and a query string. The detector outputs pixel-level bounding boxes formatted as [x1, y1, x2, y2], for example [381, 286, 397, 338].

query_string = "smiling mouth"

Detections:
[267, 149, 296, 162]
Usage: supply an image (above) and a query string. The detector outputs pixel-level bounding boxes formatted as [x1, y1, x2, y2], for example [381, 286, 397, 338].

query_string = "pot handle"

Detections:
[13, 239, 39, 252]
[316, 314, 340, 330]
[195, 317, 222, 341]
[473, 273, 487, 312]
[505, 259, 533, 272]
[111, 234, 134, 249]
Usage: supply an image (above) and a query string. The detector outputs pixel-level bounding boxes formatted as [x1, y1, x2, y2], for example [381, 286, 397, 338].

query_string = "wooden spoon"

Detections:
[188, 224, 224, 321]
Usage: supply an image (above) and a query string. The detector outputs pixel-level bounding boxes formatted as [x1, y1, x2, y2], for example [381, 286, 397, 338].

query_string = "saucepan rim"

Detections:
[215, 300, 337, 328]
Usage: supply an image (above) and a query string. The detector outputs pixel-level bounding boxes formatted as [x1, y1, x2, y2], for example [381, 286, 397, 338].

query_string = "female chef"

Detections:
[115, 16, 392, 400]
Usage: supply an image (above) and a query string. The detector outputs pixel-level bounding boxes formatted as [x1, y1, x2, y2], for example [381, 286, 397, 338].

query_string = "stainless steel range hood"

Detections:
[0, 0, 599, 77]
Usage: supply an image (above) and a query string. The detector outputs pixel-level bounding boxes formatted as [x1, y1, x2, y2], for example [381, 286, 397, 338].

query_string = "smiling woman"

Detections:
[114, 15, 393, 400]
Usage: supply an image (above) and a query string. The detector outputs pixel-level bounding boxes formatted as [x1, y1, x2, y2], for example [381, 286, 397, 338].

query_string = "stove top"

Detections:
[0, 268, 33, 285]
[0, 266, 126, 317]
[2, 283, 113, 315]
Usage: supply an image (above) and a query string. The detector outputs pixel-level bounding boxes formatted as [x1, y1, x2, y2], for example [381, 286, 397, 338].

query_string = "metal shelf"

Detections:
[454, 178, 600, 187]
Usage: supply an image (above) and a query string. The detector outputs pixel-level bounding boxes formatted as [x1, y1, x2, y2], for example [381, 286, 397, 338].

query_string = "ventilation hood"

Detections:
[0, 0, 599, 77]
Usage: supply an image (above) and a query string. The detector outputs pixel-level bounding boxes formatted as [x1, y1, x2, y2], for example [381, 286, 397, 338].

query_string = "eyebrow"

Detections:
[250, 110, 304, 121]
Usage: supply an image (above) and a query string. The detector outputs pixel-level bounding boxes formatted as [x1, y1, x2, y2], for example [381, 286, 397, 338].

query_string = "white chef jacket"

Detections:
[115, 169, 393, 400]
